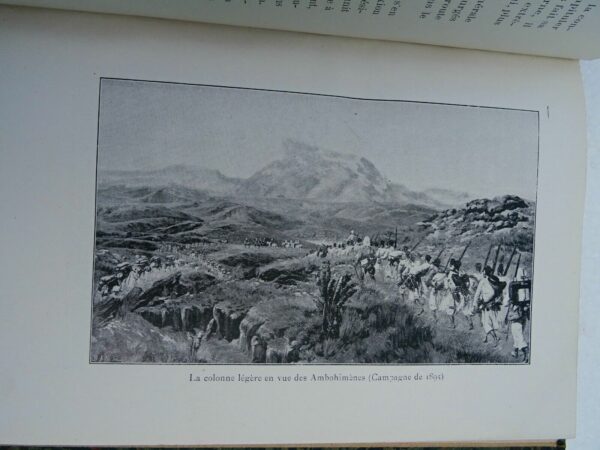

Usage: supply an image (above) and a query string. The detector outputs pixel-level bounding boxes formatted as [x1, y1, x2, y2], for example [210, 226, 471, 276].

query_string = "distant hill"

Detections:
[98, 165, 240, 196]
[98, 140, 473, 210]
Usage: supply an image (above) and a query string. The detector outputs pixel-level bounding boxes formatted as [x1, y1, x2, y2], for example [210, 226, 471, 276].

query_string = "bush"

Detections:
[314, 262, 357, 338]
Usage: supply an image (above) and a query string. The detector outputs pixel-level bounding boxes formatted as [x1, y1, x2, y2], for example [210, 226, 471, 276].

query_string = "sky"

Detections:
[98, 78, 539, 200]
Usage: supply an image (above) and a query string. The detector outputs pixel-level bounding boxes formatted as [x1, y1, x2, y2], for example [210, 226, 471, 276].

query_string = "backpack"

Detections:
[486, 274, 506, 308]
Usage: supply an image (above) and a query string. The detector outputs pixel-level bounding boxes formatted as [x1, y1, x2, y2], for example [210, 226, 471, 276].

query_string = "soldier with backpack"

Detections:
[505, 267, 531, 362]
[442, 258, 471, 329]
[473, 265, 506, 345]
[401, 254, 433, 315]
[426, 258, 447, 322]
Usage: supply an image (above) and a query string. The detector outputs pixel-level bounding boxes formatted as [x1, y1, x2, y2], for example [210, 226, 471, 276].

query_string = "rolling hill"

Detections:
[98, 140, 471, 209]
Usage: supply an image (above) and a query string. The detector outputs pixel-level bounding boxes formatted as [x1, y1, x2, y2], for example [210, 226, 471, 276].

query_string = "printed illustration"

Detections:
[91, 79, 537, 364]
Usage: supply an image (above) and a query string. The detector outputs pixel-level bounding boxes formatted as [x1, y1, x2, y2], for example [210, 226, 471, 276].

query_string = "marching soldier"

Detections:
[473, 266, 505, 345]
[497, 263, 511, 324]
[402, 254, 433, 315]
[347, 230, 358, 246]
[505, 268, 531, 362]
[121, 264, 139, 294]
[396, 251, 410, 282]
[354, 248, 376, 282]
[463, 263, 484, 329]
[451, 261, 476, 330]
[426, 258, 446, 322]
[317, 243, 329, 258]
[441, 259, 468, 328]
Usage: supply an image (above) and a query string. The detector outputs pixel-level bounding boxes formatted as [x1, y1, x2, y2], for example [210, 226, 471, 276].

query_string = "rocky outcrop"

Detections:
[94, 287, 142, 326]
[258, 265, 317, 285]
[247, 334, 298, 363]
[265, 337, 299, 363]
[219, 252, 276, 279]
[91, 312, 191, 363]
[179, 271, 216, 294]
[131, 272, 186, 310]
[238, 295, 315, 362]
[136, 297, 214, 332]
[212, 300, 248, 341]
[127, 275, 315, 363]
[421, 195, 534, 241]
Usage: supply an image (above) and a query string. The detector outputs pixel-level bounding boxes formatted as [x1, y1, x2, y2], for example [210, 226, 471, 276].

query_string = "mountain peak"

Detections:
[239, 141, 392, 203]
[282, 139, 319, 159]
[281, 139, 361, 166]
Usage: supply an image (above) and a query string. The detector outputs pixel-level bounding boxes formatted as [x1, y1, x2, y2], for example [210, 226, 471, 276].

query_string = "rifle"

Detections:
[491, 244, 502, 273]
[457, 242, 471, 264]
[372, 232, 380, 246]
[411, 236, 425, 252]
[503, 246, 518, 276]
[498, 255, 505, 271]
[443, 253, 454, 272]
[513, 252, 522, 279]
[482, 244, 493, 271]
[435, 247, 445, 261]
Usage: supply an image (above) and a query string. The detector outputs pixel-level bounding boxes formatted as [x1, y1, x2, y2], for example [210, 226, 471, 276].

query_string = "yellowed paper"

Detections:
[0, 6, 584, 446]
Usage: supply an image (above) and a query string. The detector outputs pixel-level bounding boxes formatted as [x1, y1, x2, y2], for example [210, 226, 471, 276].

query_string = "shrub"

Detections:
[314, 262, 357, 338]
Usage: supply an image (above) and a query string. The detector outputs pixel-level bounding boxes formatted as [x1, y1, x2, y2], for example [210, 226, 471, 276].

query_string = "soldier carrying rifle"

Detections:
[473, 265, 506, 345]
[426, 256, 447, 322]
[402, 253, 433, 315]
[354, 246, 376, 282]
[436, 243, 470, 328]
[504, 262, 531, 362]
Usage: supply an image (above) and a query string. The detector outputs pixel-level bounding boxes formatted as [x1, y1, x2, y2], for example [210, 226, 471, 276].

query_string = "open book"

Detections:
[0, 1, 592, 447]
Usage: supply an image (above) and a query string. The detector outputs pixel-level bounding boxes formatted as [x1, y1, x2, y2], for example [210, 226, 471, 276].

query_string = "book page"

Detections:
[0, 6, 585, 446]
[2, 0, 600, 59]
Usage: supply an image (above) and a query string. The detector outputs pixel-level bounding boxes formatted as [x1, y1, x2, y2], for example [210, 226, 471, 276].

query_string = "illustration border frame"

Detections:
[89, 76, 540, 367]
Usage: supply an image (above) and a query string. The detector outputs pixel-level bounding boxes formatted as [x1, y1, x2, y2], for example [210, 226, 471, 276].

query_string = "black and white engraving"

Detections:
[91, 79, 537, 364]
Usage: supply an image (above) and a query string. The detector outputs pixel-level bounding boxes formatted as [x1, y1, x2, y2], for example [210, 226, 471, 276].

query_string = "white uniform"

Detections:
[508, 270, 530, 350]
[440, 270, 463, 315]
[121, 270, 140, 294]
[406, 261, 431, 303]
[374, 248, 388, 282]
[409, 261, 431, 277]
[374, 259, 384, 282]
[428, 271, 447, 311]
[511, 319, 528, 349]
[473, 277, 500, 334]
[462, 272, 482, 316]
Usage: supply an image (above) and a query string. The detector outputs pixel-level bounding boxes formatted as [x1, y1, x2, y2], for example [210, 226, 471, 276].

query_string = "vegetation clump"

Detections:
[314, 262, 358, 339]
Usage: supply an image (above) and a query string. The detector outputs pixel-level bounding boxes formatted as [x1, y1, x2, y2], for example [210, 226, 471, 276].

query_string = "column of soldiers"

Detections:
[320, 233, 531, 362]
[397, 244, 530, 361]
